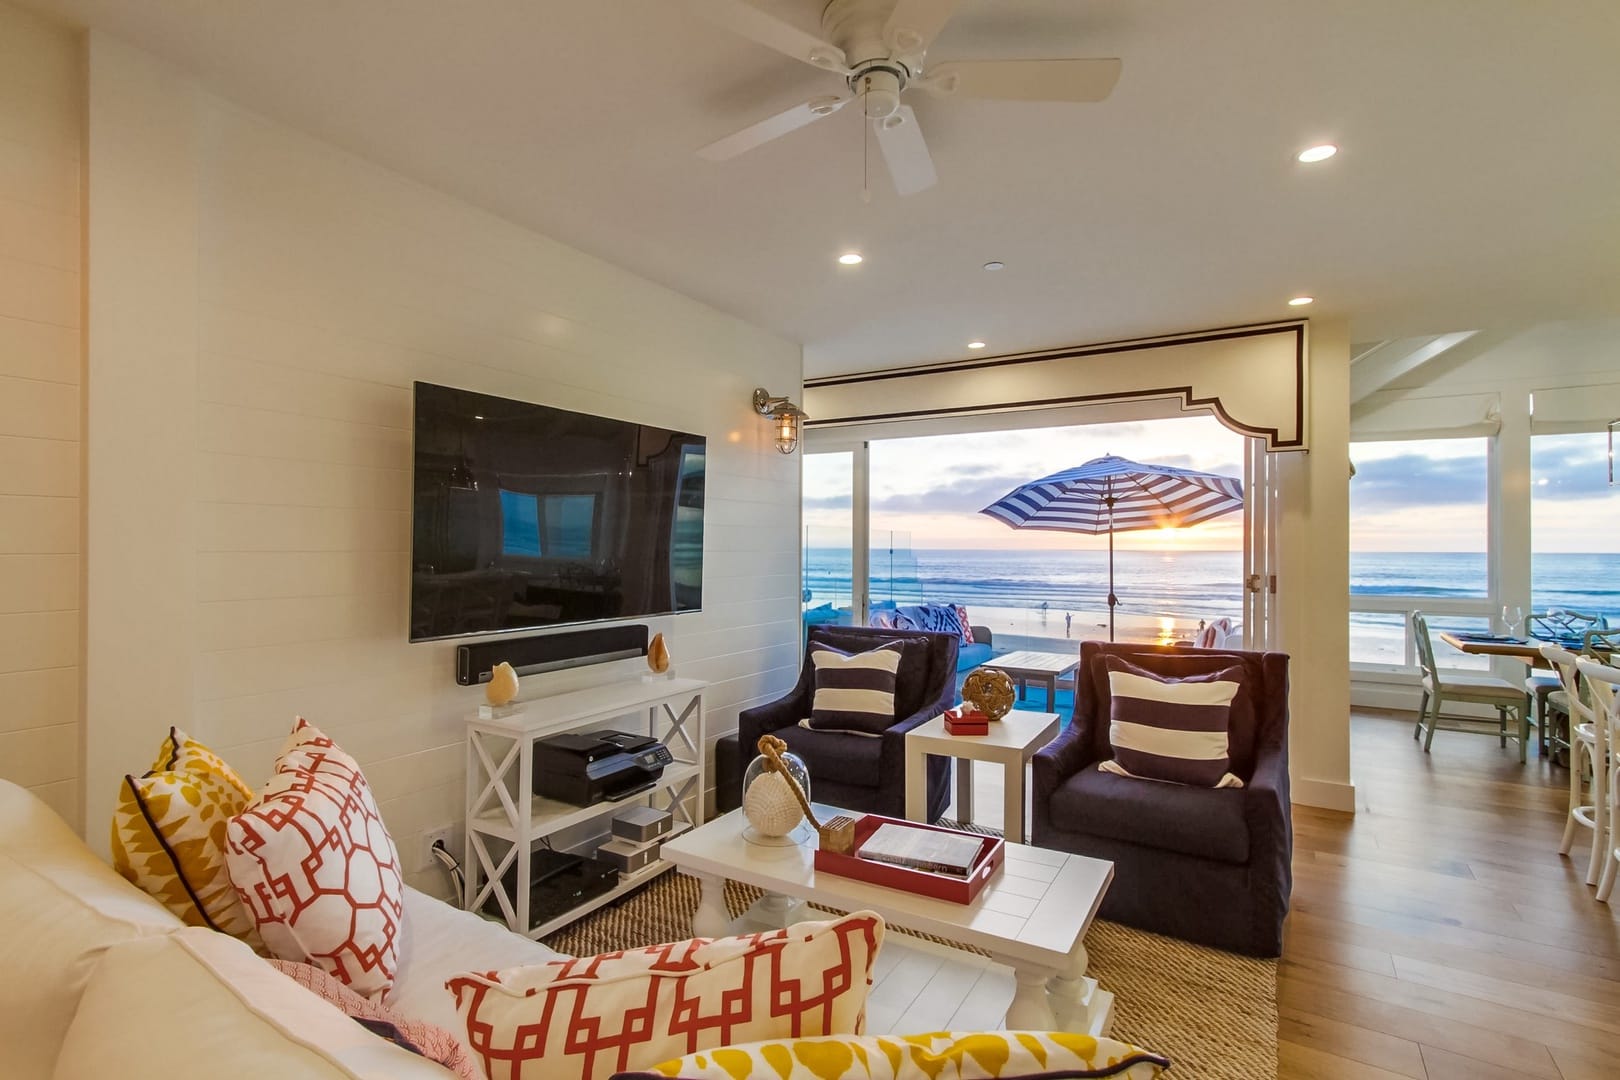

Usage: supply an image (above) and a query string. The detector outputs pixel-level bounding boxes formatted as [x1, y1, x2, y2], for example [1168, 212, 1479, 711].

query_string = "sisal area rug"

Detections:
[542, 867, 1279, 1079]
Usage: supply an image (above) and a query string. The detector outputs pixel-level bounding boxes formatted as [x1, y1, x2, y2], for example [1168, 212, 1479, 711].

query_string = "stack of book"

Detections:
[943, 703, 988, 736]
[855, 822, 984, 878]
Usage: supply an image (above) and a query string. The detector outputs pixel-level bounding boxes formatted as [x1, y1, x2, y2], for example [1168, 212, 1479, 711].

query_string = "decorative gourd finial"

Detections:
[485, 662, 520, 707]
[647, 632, 671, 675]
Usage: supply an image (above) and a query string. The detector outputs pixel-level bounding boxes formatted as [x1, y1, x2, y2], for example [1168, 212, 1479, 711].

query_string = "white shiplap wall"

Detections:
[0, 4, 82, 830]
[83, 36, 802, 896]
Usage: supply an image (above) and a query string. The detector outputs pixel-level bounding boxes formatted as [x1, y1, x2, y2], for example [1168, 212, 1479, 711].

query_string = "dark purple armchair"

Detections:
[738, 625, 959, 823]
[1032, 641, 1292, 957]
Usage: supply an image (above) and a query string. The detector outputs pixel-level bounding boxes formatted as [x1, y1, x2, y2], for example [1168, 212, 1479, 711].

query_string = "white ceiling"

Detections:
[26, 0, 1620, 377]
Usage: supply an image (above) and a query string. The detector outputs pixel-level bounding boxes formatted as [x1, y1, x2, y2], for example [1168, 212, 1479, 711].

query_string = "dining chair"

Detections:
[1579, 659, 1620, 901]
[1584, 627, 1620, 657]
[1530, 609, 1610, 641]
[1546, 646, 1604, 883]
[1411, 611, 1533, 761]
[1532, 621, 1616, 761]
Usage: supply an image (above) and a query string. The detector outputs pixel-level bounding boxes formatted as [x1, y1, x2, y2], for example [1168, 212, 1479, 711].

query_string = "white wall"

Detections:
[82, 33, 802, 897]
[0, 3, 83, 830]
[1278, 321, 1353, 811]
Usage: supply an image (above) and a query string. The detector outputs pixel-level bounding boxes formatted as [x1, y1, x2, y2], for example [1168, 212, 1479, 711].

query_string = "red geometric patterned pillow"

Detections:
[446, 910, 886, 1080]
[226, 718, 405, 1000]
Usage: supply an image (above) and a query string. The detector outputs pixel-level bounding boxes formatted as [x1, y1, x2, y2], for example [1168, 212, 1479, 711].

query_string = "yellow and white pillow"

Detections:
[619, 1032, 1170, 1079]
[110, 726, 262, 948]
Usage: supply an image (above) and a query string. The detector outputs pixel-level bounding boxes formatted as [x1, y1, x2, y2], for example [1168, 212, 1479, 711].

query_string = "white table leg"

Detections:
[1048, 942, 1114, 1036]
[1044, 677, 1056, 713]
[956, 757, 973, 825]
[735, 891, 809, 933]
[1007, 964, 1059, 1029]
[1048, 943, 1091, 1028]
[690, 872, 733, 938]
[904, 739, 927, 822]
[1003, 754, 1025, 845]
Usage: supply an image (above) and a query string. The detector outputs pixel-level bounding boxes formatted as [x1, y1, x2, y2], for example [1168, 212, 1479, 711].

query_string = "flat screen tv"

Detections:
[410, 382, 705, 642]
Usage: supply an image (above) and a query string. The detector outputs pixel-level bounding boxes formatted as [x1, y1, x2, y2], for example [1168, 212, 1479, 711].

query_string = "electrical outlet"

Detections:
[421, 825, 456, 870]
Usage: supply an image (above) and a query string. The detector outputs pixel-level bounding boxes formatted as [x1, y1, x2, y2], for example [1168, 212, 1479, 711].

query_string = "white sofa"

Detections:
[0, 779, 561, 1079]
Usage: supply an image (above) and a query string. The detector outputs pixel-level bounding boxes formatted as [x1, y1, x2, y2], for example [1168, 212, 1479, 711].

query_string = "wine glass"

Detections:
[1501, 605, 1524, 636]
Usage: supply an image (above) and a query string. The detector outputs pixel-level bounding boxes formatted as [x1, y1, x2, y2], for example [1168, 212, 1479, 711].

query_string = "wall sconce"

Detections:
[753, 388, 808, 455]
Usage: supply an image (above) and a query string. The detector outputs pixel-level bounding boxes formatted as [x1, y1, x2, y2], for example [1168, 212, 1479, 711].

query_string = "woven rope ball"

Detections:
[742, 770, 804, 837]
[962, 667, 1016, 720]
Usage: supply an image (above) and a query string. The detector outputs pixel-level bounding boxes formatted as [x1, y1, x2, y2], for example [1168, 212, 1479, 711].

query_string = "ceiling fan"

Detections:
[689, 0, 1123, 196]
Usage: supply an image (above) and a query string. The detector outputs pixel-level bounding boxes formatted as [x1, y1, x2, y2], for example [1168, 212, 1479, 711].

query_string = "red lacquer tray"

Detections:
[813, 813, 1004, 905]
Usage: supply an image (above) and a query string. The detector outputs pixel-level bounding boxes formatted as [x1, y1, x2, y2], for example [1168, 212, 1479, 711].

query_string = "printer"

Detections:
[533, 730, 673, 806]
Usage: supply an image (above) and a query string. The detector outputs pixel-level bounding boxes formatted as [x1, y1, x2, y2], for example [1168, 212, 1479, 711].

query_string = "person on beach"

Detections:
[1066, 612, 1073, 637]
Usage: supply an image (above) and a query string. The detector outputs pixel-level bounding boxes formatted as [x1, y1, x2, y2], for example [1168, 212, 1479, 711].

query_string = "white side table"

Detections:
[903, 711, 1062, 843]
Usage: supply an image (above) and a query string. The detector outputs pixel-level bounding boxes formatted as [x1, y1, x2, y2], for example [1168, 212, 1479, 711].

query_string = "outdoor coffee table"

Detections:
[981, 650, 1081, 713]
[903, 711, 1061, 843]
[661, 806, 1115, 1035]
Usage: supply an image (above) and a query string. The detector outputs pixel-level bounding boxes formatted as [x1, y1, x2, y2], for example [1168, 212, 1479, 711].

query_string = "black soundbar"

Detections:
[455, 624, 650, 686]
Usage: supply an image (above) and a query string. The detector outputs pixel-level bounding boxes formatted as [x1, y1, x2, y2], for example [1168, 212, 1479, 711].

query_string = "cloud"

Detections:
[873, 472, 1039, 515]
[1532, 450, 1619, 501]
[1351, 453, 1486, 510]
[1352, 448, 1620, 513]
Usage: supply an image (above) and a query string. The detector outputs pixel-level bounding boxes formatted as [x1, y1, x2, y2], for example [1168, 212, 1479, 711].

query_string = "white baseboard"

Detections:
[1291, 775, 1357, 813]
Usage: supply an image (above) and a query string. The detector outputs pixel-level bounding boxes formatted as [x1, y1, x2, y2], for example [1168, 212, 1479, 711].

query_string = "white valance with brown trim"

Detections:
[804, 321, 1310, 452]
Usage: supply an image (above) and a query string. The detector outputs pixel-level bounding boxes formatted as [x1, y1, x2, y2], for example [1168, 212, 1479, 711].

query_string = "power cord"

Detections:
[429, 839, 465, 907]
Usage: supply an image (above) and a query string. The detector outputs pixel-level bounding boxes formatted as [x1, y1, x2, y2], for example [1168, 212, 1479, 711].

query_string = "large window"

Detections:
[1349, 438, 1490, 670]
[803, 452, 855, 628]
[864, 417, 1246, 647]
[1531, 431, 1619, 622]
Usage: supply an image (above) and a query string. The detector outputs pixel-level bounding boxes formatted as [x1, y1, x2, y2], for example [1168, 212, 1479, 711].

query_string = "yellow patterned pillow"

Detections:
[615, 1032, 1170, 1080]
[110, 726, 262, 949]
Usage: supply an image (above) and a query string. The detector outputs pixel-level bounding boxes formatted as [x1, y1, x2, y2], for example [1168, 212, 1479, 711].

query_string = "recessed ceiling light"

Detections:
[838, 252, 864, 265]
[982, 261, 1004, 271]
[967, 341, 987, 349]
[1296, 144, 1337, 163]
[473, 414, 485, 420]
[1288, 296, 1314, 306]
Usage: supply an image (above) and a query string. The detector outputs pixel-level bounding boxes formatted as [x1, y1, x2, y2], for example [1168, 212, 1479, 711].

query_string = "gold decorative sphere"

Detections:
[962, 667, 1016, 720]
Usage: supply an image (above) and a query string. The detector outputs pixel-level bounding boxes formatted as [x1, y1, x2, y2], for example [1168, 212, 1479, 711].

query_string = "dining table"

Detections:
[1438, 630, 1612, 665]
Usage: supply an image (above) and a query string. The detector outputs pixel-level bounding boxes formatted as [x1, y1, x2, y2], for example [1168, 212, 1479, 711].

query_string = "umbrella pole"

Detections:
[1106, 489, 1117, 642]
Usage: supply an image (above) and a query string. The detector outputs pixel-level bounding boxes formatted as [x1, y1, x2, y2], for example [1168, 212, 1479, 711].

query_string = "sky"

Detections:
[805, 416, 1248, 552]
[804, 421, 1620, 553]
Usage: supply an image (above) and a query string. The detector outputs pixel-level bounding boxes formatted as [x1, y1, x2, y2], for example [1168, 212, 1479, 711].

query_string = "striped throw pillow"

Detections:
[1101, 657, 1245, 788]
[807, 641, 905, 735]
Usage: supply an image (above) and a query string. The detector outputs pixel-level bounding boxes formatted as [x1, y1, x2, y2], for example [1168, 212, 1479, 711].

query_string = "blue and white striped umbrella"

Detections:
[979, 454, 1243, 639]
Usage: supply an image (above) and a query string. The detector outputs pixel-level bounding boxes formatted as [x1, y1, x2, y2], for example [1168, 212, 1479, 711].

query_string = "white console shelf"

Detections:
[464, 676, 705, 940]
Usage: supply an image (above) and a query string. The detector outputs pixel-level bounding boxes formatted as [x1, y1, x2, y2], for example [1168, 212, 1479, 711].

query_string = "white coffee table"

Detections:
[904, 711, 1061, 843]
[661, 807, 1115, 1035]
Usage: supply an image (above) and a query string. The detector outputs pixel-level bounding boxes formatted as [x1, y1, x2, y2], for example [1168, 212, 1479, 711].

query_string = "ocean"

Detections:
[801, 548, 1620, 664]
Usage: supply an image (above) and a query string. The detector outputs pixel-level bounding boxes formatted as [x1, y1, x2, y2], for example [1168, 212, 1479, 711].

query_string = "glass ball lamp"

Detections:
[741, 749, 812, 846]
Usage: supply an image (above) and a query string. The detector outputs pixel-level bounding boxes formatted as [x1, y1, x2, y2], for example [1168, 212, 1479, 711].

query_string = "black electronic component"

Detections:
[533, 730, 673, 806]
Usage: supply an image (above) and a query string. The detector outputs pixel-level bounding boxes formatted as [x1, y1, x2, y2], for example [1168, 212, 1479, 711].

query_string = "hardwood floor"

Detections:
[946, 706, 1620, 1074]
[1279, 709, 1620, 1079]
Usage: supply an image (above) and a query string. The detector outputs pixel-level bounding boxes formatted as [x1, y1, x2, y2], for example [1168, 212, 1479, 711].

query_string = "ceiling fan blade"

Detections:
[698, 94, 852, 161]
[925, 58, 1123, 102]
[874, 105, 937, 196]
[883, 0, 960, 55]
[688, 0, 849, 73]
